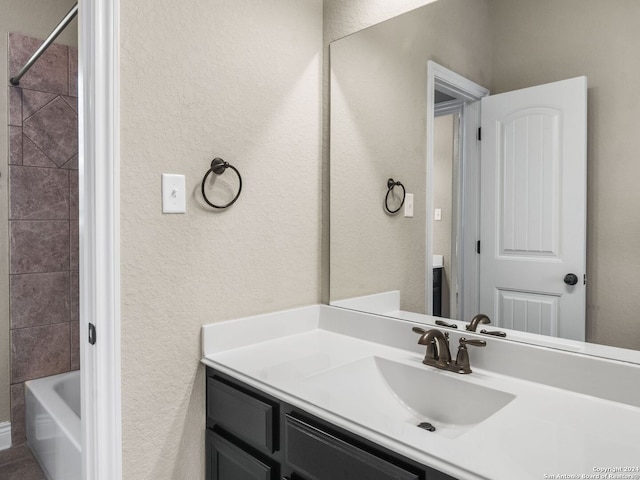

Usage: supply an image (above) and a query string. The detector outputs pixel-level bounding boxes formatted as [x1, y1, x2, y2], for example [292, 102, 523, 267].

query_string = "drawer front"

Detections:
[207, 430, 273, 480]
[208, 377, 275, 452]
[285, 415, 420, 480]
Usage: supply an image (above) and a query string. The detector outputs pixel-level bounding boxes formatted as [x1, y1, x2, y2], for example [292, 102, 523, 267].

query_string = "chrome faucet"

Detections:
[412, 327, 486, 374]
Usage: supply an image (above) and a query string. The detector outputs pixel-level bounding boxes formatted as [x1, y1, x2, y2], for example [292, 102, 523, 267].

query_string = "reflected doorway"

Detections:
[427, 63, 587, 342]
[433, 111, 460, 319]
[426, 61, 489, 321]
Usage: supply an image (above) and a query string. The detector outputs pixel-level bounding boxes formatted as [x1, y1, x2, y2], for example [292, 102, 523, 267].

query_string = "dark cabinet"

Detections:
[207, 430, 273, 480]
[433, 267, 443, 317]
[285, 415, 419, 480]
[207, 377, 276, 453]
[205, 367, 457, 480]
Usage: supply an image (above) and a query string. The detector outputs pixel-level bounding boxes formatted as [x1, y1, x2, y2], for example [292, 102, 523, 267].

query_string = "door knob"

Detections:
[564, 273, 578, 285]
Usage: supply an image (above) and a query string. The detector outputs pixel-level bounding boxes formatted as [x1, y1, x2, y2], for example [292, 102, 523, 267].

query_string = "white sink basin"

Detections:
[294, 356, 515, 438]
[374, 357, 515, 426]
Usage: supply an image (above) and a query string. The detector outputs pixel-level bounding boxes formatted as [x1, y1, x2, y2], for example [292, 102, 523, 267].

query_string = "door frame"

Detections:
[79, 0, 122, 479]
[425, 61, 489, 319]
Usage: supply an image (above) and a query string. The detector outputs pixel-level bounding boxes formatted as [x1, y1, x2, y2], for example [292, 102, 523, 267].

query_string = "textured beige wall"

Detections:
[433, 114, 454, 318]
[324, 0, 438, 43]
[0, 0, 77, 426]
[119, 0, 322, 477]
[328, 0, 491, 312]
[322, 0, 440, 304]
[490, 0, 640, 349]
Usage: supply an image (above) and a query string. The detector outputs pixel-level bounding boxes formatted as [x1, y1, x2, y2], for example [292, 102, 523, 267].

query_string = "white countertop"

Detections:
[202, 305, 640, 480]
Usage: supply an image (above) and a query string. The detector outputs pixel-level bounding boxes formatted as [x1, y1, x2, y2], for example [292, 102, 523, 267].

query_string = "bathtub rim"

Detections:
[25, 370, 81, 453]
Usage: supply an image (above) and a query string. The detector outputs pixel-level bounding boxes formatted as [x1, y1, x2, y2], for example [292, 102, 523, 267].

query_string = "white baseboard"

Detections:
[0, 421, 11, 451]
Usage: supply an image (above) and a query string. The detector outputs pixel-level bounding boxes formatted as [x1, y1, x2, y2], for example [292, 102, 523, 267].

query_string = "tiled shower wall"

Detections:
[7, 33, 78, 445]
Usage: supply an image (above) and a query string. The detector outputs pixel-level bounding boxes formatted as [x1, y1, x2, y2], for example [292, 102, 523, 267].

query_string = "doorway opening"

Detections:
[432, 109, 460, 319]
[425, 61, 488, 320]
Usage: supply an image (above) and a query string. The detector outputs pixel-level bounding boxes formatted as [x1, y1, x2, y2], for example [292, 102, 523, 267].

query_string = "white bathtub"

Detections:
[25, 370, 81, 480]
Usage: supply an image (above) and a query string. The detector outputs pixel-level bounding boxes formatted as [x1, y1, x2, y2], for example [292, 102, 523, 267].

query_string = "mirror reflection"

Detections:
[329, 0, 640, 353]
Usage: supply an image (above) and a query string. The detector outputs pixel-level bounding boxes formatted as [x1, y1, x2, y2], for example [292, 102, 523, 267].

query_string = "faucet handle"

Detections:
[412, 327, 433, 345]
[435, 319, 458, 329]
[411, 326, 427, 335]
[412, 326, 447, 343]
[459, 338, 486, 348]
[454, 337, 486, 374]
[480, 329, 507, 338]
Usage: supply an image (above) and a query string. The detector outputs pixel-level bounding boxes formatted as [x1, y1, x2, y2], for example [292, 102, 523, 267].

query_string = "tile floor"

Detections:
[0, 445, 46, 480]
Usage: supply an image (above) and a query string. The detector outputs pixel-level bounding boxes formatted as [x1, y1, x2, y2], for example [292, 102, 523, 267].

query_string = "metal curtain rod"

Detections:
[9, 3, 78, 86]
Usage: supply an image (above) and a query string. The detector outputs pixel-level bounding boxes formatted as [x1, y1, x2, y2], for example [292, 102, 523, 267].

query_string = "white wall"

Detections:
[119, 0, 322, 477]
[0, 0, 77, 427]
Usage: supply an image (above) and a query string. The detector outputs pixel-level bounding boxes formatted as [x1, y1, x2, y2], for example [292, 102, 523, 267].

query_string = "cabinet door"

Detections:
[207, 377, 276, 452]
[207, 430, 273, 480]
[285, 415, 420, 480]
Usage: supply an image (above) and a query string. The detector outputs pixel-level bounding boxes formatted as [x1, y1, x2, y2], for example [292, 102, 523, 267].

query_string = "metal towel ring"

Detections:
[385, 178, 405, 214]
[201, 158, 243, 209]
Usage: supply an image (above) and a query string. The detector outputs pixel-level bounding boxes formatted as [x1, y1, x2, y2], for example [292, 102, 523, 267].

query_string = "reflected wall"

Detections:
[488, 0, 640, 349]
[329, 0, 640, 350]
[330, 0, 492, 313]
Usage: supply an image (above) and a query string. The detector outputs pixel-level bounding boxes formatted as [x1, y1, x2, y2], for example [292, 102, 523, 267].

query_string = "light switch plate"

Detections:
[434, 208, 442, 221]
[404, 193, 414, 218]
[162, 174, 186, 214]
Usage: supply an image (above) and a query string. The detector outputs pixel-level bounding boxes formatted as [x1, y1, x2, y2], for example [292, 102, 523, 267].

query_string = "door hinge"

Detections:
[477, 127, 482, 141]
[584, 274, 587, 285]
[476, 240, 481, 254]
[88, 323, 97, 345]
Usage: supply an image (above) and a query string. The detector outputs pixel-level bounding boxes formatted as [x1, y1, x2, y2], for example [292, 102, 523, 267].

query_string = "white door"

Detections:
[479, 77, 587, 341]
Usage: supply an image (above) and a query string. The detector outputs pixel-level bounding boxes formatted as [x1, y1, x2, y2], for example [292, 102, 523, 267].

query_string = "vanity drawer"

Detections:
[207, 430, 273, 480]
[207, 377, 276, 453]
[285, 415, 420, 480]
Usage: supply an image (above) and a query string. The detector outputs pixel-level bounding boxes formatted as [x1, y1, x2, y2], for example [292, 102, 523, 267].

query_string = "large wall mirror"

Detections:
[329, 0, 640, 359]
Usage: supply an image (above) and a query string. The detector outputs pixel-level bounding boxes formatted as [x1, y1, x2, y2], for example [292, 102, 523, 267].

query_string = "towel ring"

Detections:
[201, 158, 243, 209]
[385, 178, 405, 214]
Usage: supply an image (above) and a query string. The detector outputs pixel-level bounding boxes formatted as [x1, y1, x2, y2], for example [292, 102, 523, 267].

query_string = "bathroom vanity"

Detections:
[206, 367, 454, 480]
[201, 306, 640, 480]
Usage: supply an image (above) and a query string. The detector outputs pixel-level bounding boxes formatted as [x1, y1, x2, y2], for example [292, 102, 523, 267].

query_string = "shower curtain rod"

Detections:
[9, 2, 78, 86]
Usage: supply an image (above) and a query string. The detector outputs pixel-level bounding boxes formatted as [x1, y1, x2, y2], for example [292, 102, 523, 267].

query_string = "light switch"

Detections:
[162, 174, 186, 214]
[434, 208, 442, 221]
[404, 193, 414, 218]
